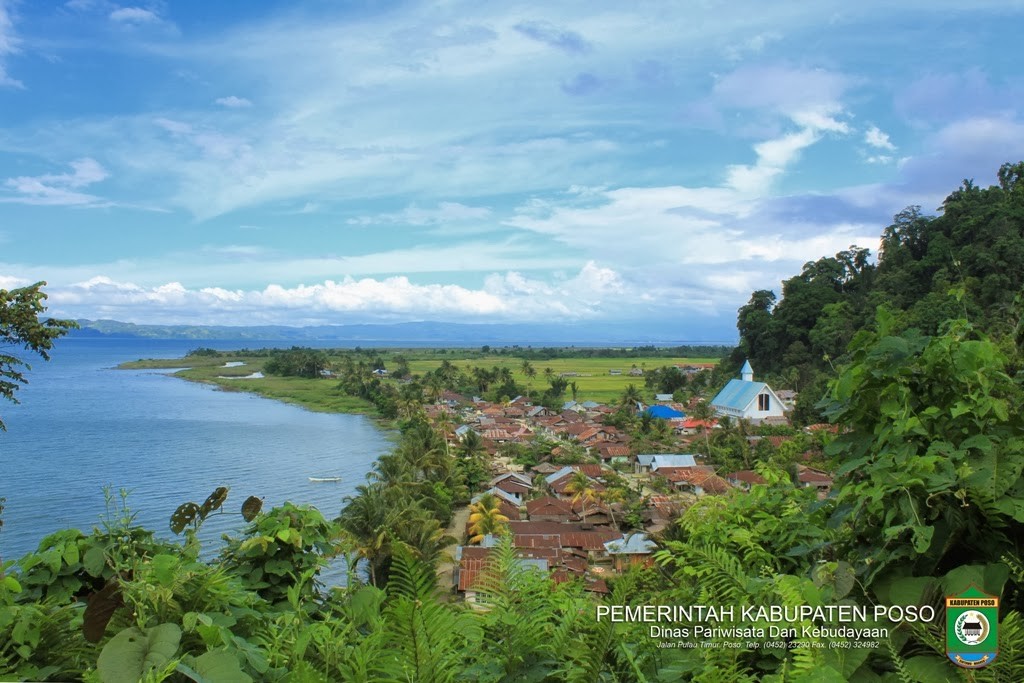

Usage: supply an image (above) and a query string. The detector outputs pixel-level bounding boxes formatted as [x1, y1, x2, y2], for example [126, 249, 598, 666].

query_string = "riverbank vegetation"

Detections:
[119, 347, 726, 417]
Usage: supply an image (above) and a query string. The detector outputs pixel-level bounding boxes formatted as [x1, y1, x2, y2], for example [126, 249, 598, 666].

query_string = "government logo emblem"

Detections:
[946, 586, 999, 669]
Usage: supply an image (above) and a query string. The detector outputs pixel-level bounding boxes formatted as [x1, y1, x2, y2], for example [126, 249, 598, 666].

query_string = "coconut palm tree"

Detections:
[688, 399, 716, 456]
[338, 483, 395, 586]
[468, 492, 510, 544]
[521, 360, 537, 398]
[563, 471, 597, 523]
[619, 384, 643, 413]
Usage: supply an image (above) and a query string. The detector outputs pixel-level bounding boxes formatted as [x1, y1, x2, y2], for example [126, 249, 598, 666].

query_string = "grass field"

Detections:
[119, 355, 381, 417]
[119, 351, 720, 409]
[404, 356, 718, 403]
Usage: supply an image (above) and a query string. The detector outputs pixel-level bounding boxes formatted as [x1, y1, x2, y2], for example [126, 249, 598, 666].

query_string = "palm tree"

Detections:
[394, 511, 456, 566]
[467, 492, 510, 544]
[563, 471, 597, 523]
[521, 360, 537, 398]
[620, 384, 643, 413]
[688, 399, 716, 456]
[338, 483, 394, 586]
[458, 429, 486, 460]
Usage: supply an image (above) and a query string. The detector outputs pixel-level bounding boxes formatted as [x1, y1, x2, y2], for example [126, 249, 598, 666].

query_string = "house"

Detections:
[635, 453, 698, 474]
[471, 487, 522, 518]
[597, 444, 631, 464]
[546, 466, 606, 498]
[680, 417, 717, 435]
[775, 389, 798, 410]
[726, 470, 768, 491]
[530, 462, 562, 475]
[796, 466, 833, 495]
[675, 363, 717, 375]
[709, 360, 787, 423]
[489, 472, 533, 503]
[455, 546, 548, 605]
[628, 367, 644, 376]
[603, 533, 658, 571]
[654, 393, 674, 403]
[609, 369, 622, 375]
[525, 496, 576, 523]
[498, 521, 623, 561]
[657, 466, 731, 495]
[570, 499, 614, 526]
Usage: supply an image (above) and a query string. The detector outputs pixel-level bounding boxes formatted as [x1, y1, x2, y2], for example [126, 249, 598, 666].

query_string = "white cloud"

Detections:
[109, 7, 160, 24]
[726, 128, 820, 194]
[0, 1, 24, 88]
[711, 65, 850, 122]
[864, 125, 896, 151]
[215, 95, 252, 108]
[40, 263, 643, 325]
[0, 274, 30, 289]
[1, 158, 110, 206]
[347, 202, 492, 227]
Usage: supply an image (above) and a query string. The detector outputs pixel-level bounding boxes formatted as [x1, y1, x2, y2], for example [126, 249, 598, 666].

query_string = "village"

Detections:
[405, 359, 839, 603]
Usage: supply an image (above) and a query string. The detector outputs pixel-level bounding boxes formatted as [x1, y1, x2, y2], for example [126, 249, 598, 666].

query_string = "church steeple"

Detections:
[741, 360, 753, 382]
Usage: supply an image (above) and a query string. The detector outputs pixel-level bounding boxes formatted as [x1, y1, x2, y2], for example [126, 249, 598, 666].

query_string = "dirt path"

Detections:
[436, 504, 471, 594]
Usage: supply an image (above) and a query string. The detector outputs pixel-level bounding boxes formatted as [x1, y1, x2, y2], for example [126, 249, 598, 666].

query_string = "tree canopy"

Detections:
[735, 161, 1024, 422]
[0, 282, 77, 430]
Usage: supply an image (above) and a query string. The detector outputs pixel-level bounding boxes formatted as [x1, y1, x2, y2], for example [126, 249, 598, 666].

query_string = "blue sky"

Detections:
[1, 1, 1023, 340]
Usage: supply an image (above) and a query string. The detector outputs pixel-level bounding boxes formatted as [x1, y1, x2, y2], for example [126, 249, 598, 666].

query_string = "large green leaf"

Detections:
[902, 655, 961, 683]
[177, 650, 252, 683]
[97, 623, 181, 683]
[942, 563, 1009, 597]
[82, 545, 106, 577]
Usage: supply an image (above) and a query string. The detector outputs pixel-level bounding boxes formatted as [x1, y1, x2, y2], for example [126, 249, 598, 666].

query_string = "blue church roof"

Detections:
[711, 379, 768, 411]
[645, 405, 684, 419]
[741, 360, 753, 375]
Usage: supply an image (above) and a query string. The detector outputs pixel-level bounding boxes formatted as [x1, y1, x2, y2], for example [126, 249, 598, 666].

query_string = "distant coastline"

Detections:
[77, 317, 737, 346]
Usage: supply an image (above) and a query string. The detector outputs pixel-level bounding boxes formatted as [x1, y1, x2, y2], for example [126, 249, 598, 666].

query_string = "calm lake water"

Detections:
[0, 338, 391, 580]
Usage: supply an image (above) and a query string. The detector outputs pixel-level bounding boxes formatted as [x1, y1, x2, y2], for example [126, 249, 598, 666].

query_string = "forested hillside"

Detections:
[735, 161, 1024, 423]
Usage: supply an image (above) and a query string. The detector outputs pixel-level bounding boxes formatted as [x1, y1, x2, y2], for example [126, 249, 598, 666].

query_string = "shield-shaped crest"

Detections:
[946, 585, 999, 669]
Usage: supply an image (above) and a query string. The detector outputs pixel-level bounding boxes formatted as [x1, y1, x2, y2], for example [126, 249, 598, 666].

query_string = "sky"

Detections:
[1, 1, 1023, 341]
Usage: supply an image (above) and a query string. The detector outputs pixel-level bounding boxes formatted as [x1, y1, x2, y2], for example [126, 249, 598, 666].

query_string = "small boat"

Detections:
[308, 476, 342, 483]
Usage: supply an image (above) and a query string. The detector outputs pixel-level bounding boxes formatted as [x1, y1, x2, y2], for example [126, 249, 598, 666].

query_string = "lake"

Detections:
[0, 338, 391, 582]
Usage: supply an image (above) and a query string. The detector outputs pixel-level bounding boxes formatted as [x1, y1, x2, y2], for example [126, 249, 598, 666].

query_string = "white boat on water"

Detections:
[308, 476, 342, 483]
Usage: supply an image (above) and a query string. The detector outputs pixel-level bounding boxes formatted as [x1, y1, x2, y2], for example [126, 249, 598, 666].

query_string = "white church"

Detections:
[709, 360, 787, 423]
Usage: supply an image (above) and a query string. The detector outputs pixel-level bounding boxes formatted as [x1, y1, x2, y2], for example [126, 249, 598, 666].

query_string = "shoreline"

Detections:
[118, 355, 399, 432]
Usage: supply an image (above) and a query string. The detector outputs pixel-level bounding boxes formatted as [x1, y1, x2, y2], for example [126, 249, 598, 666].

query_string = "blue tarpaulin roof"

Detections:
[645, 405, 684, 419]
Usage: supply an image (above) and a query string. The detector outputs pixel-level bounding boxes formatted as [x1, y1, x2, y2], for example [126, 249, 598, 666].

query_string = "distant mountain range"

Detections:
[70, 318, 736, 346]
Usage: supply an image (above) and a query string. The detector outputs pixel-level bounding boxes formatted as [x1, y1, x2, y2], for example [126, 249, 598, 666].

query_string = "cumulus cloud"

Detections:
[864, 125, 896, 151]
[1, 158, 110, 206]
[215, 95, 252, 108]
[39, 263, 642, 325]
